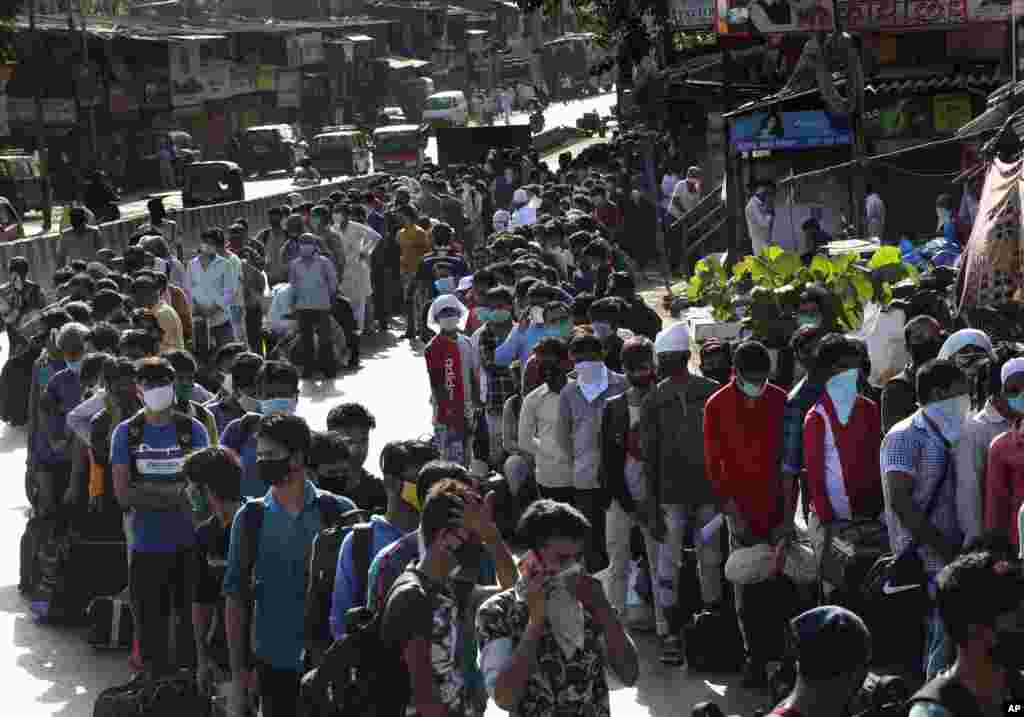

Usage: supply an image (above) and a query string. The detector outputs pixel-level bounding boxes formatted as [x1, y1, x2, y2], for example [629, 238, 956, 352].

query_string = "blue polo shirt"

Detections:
[223, 481, 355, 671]
[222, 414, 263, 499]
[110, 415, 210, 553]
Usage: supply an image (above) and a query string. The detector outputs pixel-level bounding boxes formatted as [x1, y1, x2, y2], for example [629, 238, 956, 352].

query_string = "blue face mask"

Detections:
[261, 397, 297, 416]
[66, 360, 82, 375]
[826, 368, 860, 425]
[434, 277, 455, 294]
[1008, 394, 1024, 415]
[475, 308, 493, 323]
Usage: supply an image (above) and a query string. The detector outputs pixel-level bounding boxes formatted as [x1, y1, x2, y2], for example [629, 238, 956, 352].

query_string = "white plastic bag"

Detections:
[858, 302, 908, 388]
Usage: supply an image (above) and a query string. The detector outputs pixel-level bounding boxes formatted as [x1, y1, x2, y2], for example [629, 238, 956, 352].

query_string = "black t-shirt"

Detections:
[193, 513, 232, 667]
[319, 469, 388, 515]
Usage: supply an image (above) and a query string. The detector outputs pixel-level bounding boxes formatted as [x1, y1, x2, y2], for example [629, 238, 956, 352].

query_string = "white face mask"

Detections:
[142, 384, 174, 413]
[924, 394, 972, 445]
[438, 316, 461, 332]
[575, 360, 605, 385]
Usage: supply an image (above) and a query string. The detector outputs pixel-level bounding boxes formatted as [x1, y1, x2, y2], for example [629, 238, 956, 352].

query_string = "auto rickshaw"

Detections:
[182, 161, 245, 208]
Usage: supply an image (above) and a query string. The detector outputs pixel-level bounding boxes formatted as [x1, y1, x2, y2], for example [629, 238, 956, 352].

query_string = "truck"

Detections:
[435, 126, 533, 171]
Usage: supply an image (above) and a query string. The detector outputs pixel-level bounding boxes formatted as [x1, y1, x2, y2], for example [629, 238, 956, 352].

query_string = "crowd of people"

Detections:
[0, 127, 1023, 717]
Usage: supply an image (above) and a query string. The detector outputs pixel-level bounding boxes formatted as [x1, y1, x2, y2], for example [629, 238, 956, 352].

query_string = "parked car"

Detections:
[182, 161, 245, 208]
[372, 124, 429, 175]
[231, 124, 301, 177]
[130, 130, 200, 189]
[0, 153, 44, 216]
[308, 129, 371, 180]
[422, 91, 469, 128]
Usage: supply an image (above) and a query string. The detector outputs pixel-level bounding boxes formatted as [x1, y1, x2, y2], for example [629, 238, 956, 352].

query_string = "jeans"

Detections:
[925, 604, 952, 679]
[130, 548, 196, 675]
[657, 504, 723, 612]
[256, 662, 300, 717]
[433, 424, 466, 466]
[606, 499, 665, 634]
[245, 306, 263, 355]
[296, 309, 335, 376]
[401, 275, 418, 335]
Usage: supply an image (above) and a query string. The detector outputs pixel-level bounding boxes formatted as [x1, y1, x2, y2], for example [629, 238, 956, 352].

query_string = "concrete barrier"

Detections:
[0, 173, 390, 292]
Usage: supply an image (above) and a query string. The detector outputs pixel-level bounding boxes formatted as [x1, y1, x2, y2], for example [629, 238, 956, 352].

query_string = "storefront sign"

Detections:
[277, 70, 301, 108]
[256, 65, 276, 92]
[933, 93, 973, 133]
[730, 109, 851, 150]
[671, 0, 715, 27]
[716, 0, 835, 35]
[844, 0, 970, 28]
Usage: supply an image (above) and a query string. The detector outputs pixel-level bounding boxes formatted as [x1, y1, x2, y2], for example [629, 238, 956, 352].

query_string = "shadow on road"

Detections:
[2, 585, 127, 717]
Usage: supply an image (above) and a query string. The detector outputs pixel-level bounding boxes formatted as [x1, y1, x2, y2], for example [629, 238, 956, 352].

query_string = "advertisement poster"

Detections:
[672, 0, 715, 27]
[933, 93, 973, 133]
[863, 97, 931, 139]
[844, 0, 967, 27]
[730, 109, 851, 151]
[716, 0, 835, 34]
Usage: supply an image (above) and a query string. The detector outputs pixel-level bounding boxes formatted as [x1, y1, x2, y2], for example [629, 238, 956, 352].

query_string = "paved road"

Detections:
[21, 92, 618, 237]
[0, 320, 770, 717]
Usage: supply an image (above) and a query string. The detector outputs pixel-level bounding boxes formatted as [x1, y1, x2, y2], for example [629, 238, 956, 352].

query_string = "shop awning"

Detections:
[865, 71, 1005, 95]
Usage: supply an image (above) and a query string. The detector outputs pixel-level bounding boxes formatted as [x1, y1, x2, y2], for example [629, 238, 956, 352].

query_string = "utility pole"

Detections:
[30, 0, 53, 231]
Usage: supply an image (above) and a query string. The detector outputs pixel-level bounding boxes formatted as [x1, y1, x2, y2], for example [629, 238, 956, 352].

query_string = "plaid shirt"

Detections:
[782, 377, 826, 475]
[478, 324, 517, 414]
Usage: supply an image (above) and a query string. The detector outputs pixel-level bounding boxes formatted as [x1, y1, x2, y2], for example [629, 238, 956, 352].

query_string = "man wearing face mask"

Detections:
[222, 360, 299, 499]
[477, 499, 638, 717]
[588, 297, 628, 373]
[882, 315, 944, 433]
[133, 274, 183, 354]
[335, 203, 381, 367]
[882, 358, 970, 678]
[803, 335, 884, 586]
[769, 605, 873, 717]
[781, 327, 826, 507]
[0, 256, 45, 354]
[745, 181, 774, 256]
[36, 322, 90, 516]
[908, 551, 1024, 717]
[519, 337, 574, 500]
[190, 229, 234, 360]
[600, 338, 667, 636]
[223, 414, 355, 717]
[704, 340, 798, 685]
[111, 358, 211, 677]
[425, 295, 479, 466]
[642, 324, 723, 665]
[477, 288, 521, 473]
[203, 345, 255, 435]
[496, 284, 562, 372]
[289, 232, 338, 379]
[165, 350, 220, 444]
[557, 329, 627, 572]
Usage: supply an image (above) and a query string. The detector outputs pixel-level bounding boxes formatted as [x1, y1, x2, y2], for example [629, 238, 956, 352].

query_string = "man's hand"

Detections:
[573, 574, 611, 616]
[462, 491, 500, 546]
[524, 570, 548, 629]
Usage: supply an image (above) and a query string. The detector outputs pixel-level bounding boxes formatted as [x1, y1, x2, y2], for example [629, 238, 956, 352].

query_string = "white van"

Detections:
[422, 90, 469, 128]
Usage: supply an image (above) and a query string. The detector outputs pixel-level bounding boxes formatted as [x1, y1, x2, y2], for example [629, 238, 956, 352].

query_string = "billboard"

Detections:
[671, 0, 715, 27]
[716, 0, 835, 34]
[730, 109, 852, 151]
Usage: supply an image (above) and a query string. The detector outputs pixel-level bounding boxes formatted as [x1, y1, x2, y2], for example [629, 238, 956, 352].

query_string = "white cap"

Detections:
[457, 276, 473, 292]
[427, 293, 468, 332]
[654, 323, 690, 354]
[513, 188, 529, 205]
[938, 329, 993, 360]
[1002, 357, 1024, 386]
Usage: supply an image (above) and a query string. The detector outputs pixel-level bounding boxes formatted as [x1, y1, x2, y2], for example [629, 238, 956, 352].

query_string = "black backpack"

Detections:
[300, 571, 428, 717]
[124, 409, 195, 483]
[304, 514, 374, 667]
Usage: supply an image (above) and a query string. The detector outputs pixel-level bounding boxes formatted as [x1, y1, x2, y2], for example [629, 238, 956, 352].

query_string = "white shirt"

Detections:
[866, 193, 886, 238]
[266, 283, 296, 336]
[518, 384, 572, 488]
[338, 221, 380, 302]
[671, 179, 701, 217]
[188, 255, 231, 326]
[811, 403, 853, 520]
[745, 196, 774, 255]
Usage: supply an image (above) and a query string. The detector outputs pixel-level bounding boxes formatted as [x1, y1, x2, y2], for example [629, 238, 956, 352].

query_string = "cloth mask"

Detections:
[175, 383, 193, 403]
[797, 314, 821, 329]
[592, 321, 613, 340]
[142, 384, 174, 412]
[576, 361, 608, 403]
[737, 376, 767, 399]
[826, 368, 860, 425]
[438, 317, 461, 332]
[475, 308, 493, 323]
[924, 394, 972, 445]
[514, 561, 584, 659]
[261, 397, 297, 416]
[530, 306, 546, 325]
[1008, 395, 1024, 415]
[257, 457, 291, 485]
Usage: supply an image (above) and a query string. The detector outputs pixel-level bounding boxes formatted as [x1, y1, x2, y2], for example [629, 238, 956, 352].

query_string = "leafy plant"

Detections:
[686, 247, 919, 342]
